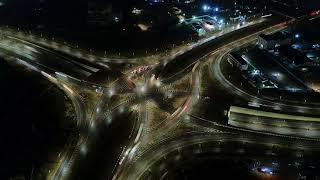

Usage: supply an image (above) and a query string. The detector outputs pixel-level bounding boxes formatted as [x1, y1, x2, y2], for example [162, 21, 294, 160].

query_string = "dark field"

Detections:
[0, 59, 77, 179]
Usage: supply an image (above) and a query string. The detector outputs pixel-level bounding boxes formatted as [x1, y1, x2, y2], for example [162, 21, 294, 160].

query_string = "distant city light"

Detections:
[260, 167, 273, 175]
[202, 5, 211, 11]
[252, 69, 260, 75]
[295, 34, 300, 38]
[271, 72, 283, 80]
[286, 87, 300, 92]
[132, 8, 142, 15]
[313, 44, 320, 48]
[204, 23, 215, 30]
[215, 7, 219, 12]
[137, 24, 150, 31]
[292, 44, 302, 50]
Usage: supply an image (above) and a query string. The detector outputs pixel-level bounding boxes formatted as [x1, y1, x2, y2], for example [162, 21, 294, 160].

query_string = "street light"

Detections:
[155, 80, 161, 87]
[139, 85, 146, 94]
[106, 116, 112, 125]
[90, 121, 96, 132]
[80, 144, 88, 155]
[108, 88, 114, 97]
[119, 106, 125, 113]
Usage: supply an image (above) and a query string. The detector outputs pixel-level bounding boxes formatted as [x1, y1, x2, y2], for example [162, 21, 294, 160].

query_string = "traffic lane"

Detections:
[64, 94, 147, 180]
[154, 18, 283, 80]
[6, 35, 125, 84]
[114, 65, 200, 179]
[190, 114, 320, 142]
[67, 110, 136, 180]
[4, 32, 140, 64]
[228, 114, 320, 139]
[113, 102, 148, 180]
[124, 133, 320, 179]
[118, 24, 289, 178]
[140, 143, 315, 179]
[158, 21, 287, 84]
[152, 63, 200, 135]
[0, 37, 103, 79]
[213, 48, 320, 115]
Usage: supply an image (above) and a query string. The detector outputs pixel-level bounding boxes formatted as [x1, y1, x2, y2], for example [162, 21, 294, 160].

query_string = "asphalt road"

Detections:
[122, 132, 320, 179]
[3, 13, 320, 180]
[212, 43, 320, 115]
[154, 16, 285, 82]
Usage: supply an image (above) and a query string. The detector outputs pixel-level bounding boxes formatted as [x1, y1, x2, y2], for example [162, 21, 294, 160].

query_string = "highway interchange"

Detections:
[2, 14, 320, 179]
